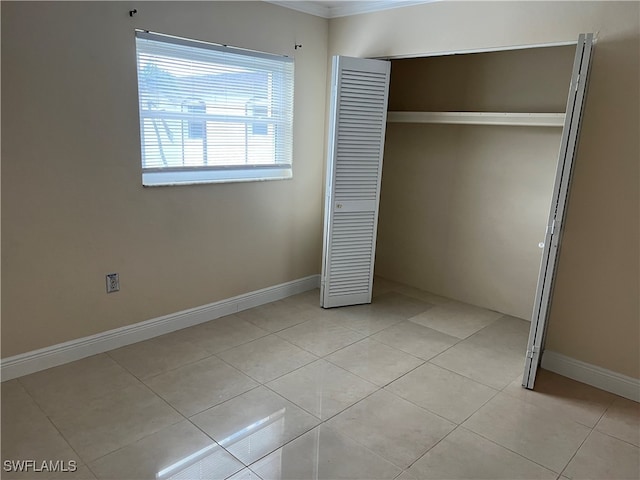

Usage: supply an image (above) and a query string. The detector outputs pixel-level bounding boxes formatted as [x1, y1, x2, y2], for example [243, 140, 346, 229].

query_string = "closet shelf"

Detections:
[387, 111, 565, 127]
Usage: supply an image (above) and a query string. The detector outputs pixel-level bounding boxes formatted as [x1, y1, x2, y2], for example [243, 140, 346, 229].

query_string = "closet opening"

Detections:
[376, 43, 577, 389]
[320, 36, 593, 390]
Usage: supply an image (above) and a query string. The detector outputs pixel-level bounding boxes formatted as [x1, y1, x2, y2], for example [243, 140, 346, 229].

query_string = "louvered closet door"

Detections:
[321, 56, 391, 308]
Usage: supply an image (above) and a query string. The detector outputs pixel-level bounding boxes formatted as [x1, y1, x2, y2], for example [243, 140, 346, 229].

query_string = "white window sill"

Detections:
[142, 166, 292, 187]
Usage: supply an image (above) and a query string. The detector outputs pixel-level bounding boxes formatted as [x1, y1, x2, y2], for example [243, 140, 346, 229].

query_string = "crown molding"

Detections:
[331, 1, 434, 18]
[267, 1, 333, 18]
[265, 1, 435, 19]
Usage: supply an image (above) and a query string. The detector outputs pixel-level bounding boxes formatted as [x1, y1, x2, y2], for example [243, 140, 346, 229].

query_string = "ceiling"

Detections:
[265, 1, 433, 19]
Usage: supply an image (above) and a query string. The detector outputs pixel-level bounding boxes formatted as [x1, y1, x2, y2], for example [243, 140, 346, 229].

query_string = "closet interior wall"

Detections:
[376, 46, 576, 320]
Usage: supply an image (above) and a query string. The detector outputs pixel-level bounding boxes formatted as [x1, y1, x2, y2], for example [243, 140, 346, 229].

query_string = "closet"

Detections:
[320, 34, 594, 388]
[320, 35, 593, 389]
[377, 45, 576, 323]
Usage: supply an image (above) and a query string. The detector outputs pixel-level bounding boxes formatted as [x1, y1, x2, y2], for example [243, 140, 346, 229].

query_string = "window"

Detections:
[135, 31, 294, 186]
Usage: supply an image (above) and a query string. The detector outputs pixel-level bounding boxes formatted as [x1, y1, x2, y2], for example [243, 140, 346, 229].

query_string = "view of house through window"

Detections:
[135, 31, 294, 185]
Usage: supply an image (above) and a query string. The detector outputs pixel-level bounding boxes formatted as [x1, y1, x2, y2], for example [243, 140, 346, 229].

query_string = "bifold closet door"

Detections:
[523, 33, 594, 389]
[320, 56, 391, 308]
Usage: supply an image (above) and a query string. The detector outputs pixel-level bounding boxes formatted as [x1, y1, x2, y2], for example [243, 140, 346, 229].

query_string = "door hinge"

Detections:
[526, 346, 540, 359]
[547, 218, 558, 236]
[575, 74, 581, 92]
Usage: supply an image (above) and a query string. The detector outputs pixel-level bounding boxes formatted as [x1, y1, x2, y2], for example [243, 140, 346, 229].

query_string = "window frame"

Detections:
[134, 30, 294, 186]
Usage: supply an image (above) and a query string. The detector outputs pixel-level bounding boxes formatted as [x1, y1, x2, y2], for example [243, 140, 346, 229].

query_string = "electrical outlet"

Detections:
[106, 273, 120, 293]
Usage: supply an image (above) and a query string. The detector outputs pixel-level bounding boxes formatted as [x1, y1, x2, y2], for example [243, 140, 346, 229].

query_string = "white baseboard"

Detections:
[1, 275, 320, 381]
[542, 350, 640, 402]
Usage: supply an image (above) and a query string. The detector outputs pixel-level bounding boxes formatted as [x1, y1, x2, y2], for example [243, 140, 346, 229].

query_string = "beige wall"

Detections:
[387, 46, 576, 113]
[330, 1, 640, 378]
[1, 1, 328, 357]
[376, 48, 573, 320]
[378, 124, 563, 320]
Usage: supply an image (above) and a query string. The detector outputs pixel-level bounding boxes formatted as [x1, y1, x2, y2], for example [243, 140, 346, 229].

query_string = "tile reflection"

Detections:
[157, 444, 217, 479]
[192, 387, 320, 466]
[163, 445, 242, 480]
[158, 410, 287, 479]
[251, 426, 401, 480]
[217, 408, 286, 450]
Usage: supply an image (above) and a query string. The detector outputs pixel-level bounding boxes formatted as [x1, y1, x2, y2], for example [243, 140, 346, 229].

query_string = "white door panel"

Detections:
[321, 56, 391, 308]
[523, 33, 594, 389]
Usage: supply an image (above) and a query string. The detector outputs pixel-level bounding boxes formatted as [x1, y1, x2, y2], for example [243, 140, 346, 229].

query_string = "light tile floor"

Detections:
[2, 279, 639, 480]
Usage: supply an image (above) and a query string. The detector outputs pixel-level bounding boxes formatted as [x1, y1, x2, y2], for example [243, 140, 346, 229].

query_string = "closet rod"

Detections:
[387, 111, 565, 127]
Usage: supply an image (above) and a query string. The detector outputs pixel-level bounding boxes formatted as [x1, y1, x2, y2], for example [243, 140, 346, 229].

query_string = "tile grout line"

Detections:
[106, 348, 216, 386]
[253, 382, 410, 474]
[83, 365, 195, 467]
[212, 340, 319, 387]
[404, 423, 464, 472]
[272, 326, 368, 359]
[104, 351, 193, 421]
[557, 425, 596, 478]
[458, 424, 565, 476]
[591, 427, 640, 449]
[82, 363, 262, 475]
[323, 354, 427, 389]
[182, 376, 330, 472]
[310, 298, 450, 390]
[105, 315, 281, 383]
[16, 363, 190, 471]
[261, 367, 384, 423]
[328, 304, 502, 427]
[591, 394, 637, 447]
[182, 375, 328, 475]
[379, 377, 485, 427]
[17, 354, 141, 413]
[459, 384, 604, 477]
[13, 377, 90, 472]
[210, 327, 273, 356]
[188, 372, 391, 474]
[423, 359, 512, 391]
[255, 330, 468, 445]
[496, 376, 623, 431]
[237, 302, 320, 334]
[184, 418, 247, 476]
[422, 313, 520, 366]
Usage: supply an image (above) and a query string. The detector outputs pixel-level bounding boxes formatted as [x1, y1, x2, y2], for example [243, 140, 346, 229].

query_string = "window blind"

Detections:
[135, 31, 294, 186]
